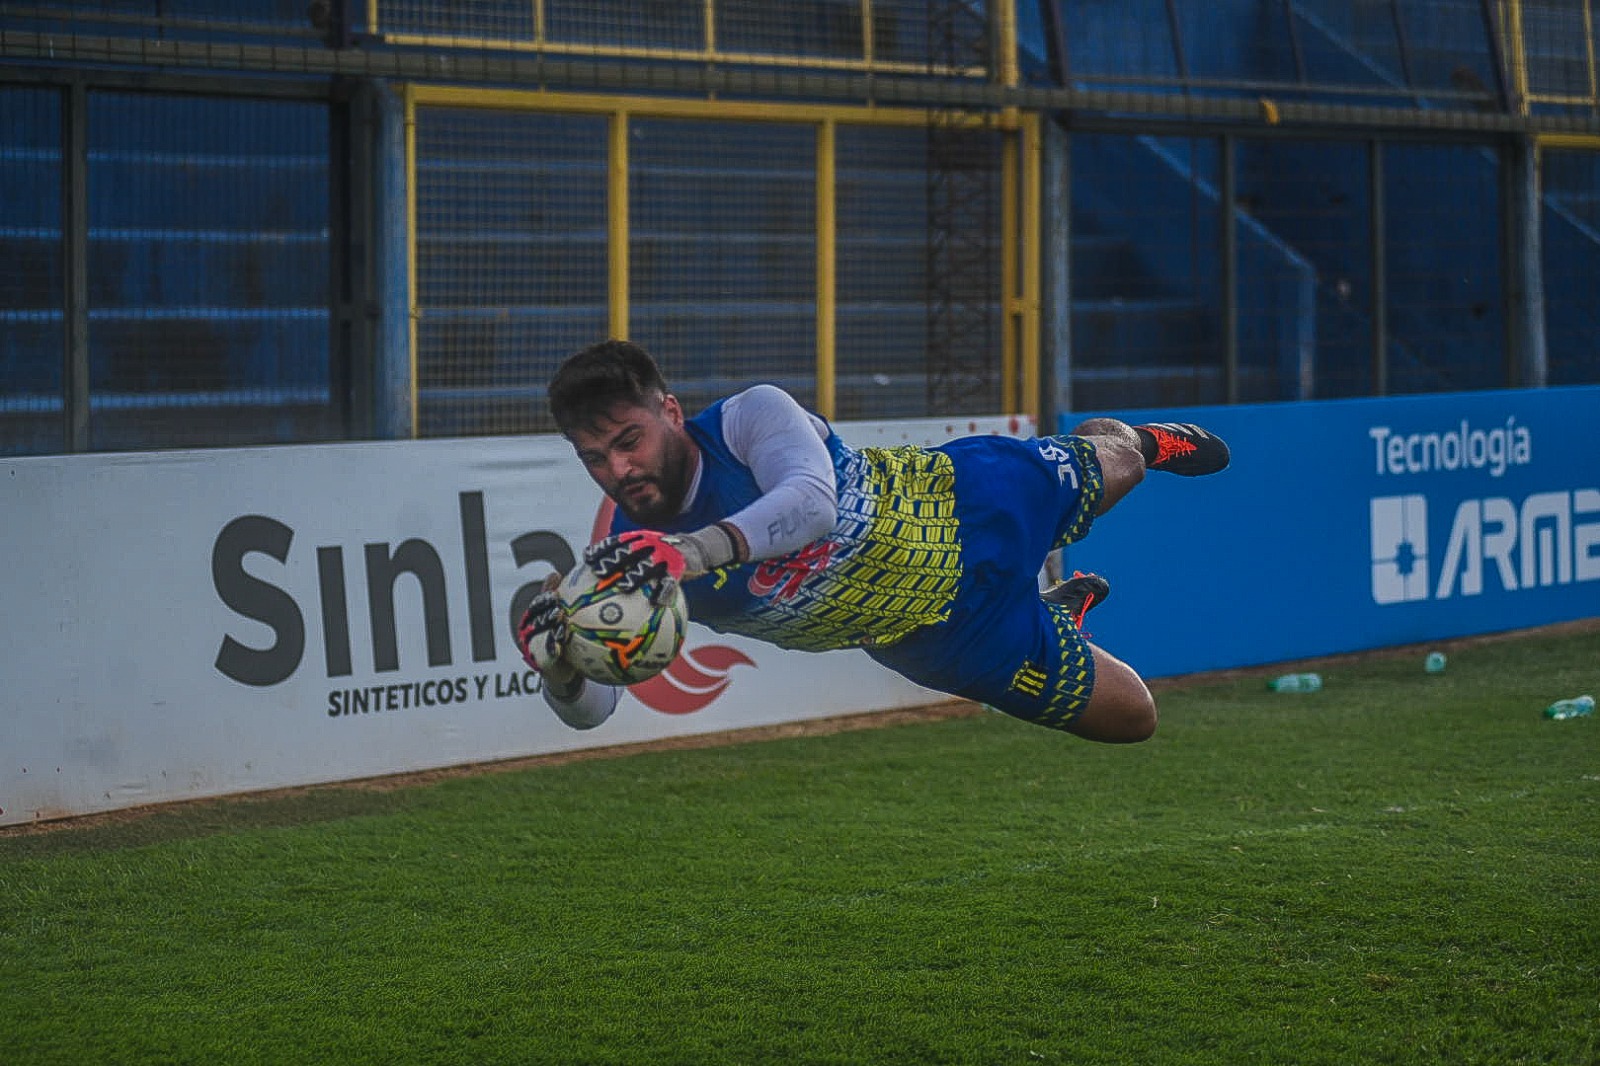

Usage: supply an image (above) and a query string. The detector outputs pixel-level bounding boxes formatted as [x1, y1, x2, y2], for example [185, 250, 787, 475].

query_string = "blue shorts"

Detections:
[866, 433, 1105, 730]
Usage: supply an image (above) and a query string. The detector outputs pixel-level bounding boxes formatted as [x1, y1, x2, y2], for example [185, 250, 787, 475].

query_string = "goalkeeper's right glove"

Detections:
[515, 588, 583, 699]
[584, 524, 740, 583]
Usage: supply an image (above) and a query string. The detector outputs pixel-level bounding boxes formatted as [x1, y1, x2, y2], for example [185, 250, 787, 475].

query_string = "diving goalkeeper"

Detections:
[516, 339, 1229, 743]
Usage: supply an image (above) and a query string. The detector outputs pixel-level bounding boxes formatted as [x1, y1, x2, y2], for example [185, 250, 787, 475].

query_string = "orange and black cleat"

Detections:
[1135, 422, 1231, 476]
[1042, 570, 1110, 632]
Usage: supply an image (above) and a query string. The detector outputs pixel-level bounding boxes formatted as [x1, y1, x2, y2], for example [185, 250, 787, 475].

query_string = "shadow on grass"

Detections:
[0, 786, 425, 861]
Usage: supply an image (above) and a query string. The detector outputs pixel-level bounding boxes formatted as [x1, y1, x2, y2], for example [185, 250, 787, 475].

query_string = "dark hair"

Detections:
[548, 339, 669, 434]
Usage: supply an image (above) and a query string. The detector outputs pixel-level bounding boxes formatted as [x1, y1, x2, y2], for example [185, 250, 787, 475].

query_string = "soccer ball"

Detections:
[558, 561, 689, 685]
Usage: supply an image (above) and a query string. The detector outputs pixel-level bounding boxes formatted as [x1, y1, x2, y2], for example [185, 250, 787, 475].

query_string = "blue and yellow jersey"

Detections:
[609, 400, 1103, 660]
[609, 398, 965, 652]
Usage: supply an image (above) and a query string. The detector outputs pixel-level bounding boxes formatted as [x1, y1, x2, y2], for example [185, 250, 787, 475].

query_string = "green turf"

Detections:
[4, 627, 1598, 1065]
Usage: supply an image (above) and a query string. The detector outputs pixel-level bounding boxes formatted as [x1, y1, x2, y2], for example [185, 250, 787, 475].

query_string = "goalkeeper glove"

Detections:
[514, 587, 582, 698]
[585, 525, 740, 584]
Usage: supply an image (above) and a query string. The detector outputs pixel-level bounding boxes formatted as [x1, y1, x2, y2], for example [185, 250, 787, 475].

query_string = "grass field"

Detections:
[4, 625, 1598, 1065]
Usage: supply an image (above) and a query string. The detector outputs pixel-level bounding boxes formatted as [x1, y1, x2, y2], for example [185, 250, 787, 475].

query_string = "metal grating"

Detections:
[413, 107, 610, 437]
[0, 86, 63, 456]
[1382, 141, 1505, 394]
[628, 117, 818, 414]
[84, 92, 335, 450]
[1540, 146, 1600, 387]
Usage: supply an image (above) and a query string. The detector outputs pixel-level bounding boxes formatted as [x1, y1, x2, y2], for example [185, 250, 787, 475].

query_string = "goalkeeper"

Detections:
[517, 339, 1229, 742]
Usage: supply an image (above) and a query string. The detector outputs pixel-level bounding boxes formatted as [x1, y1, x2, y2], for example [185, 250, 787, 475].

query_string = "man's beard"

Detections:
[615, 478, 676, 527]
[614, 432, 693, 528]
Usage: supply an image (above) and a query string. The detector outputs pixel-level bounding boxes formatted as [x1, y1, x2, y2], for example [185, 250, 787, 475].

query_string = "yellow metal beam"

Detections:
[1525, 92, 1600, 105]
[1588, 0, 1599, 106]
[1506, 0, 1532, 116]
[608, 111, 630, 340]
[816, 119, 837, 421]
[1537, 133, 1600, 149]
[380, 34, 985, 78]
[407, 85, 995, 129]
[1019, 113, 1041, 422]
[996, 0, 1019, 89]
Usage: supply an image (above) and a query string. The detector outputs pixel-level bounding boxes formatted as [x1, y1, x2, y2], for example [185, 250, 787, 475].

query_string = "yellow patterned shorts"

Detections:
[865, 433, 1104, 731]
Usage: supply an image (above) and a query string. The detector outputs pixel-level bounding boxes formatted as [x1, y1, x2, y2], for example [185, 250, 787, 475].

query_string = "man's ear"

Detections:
[661, 393, 685, 428]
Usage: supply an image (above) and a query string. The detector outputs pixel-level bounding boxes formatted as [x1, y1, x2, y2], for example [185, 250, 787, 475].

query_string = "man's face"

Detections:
[568, 395, 697, 527]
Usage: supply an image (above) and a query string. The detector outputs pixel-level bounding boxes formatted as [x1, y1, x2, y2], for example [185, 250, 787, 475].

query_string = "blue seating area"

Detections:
[0, 90, 333, 453]
[1048, 1, 1598, 408]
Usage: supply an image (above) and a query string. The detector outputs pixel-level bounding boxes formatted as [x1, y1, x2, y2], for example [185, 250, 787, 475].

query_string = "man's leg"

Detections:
[1040, 417, 1228, 740]
[1068, 416, 1231, 516]
[1069, 418, 1145, 515]
[1039, 573, 1156, 743]
[1065, 643, 1157, 743]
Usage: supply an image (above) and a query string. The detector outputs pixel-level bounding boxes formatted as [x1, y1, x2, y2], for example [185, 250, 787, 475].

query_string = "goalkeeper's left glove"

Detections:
[515, 585, 582, 699]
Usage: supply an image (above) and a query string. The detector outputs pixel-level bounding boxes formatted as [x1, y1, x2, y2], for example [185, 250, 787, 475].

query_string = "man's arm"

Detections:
[516, 575, 621, 729]
[710, 384, 839, 562]
[539, 387, 836, 724]
[542, 669, 621, 730]
[656, 385, 838, 577]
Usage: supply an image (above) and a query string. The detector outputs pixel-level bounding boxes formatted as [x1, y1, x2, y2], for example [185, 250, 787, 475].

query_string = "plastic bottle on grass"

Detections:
[1424, 652, 1447, 674]
[1268, 672, 1322, 693]
[1544, 695, 1594, 720]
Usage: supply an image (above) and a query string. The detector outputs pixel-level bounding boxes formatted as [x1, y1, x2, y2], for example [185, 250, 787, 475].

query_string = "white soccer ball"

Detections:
[558, 561, 689, 686]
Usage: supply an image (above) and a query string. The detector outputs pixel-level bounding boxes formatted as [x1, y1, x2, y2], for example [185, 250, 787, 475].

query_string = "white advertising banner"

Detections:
[1, 415, 1032, 825]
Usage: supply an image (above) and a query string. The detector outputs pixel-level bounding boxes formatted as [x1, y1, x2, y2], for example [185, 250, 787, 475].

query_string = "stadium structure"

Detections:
[3, 0, 1598, 455]
[3, 3, 1599, 825]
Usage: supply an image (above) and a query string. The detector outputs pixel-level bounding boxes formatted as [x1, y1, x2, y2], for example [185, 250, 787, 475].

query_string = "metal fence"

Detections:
[370, 0, 991, 76]
[1063, 131, 1533, 411]
[2, 1, 1598, 457]
[409, 92, 1013, 436]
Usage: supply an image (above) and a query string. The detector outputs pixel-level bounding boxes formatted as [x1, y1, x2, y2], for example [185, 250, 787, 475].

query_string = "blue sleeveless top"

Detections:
[607, 398, 964, 652]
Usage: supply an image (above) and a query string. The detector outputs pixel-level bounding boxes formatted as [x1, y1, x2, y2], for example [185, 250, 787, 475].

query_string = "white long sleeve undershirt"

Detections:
[713, 384, 839, 561]
[542, 384, 840, 728]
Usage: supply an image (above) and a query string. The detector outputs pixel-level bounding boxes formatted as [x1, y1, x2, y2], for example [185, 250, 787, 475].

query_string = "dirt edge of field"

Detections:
[6, 618, 1597, 837]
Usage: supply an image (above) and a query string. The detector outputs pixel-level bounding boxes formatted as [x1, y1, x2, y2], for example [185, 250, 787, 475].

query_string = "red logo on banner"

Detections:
[591, 498, 754, 714]
[630, 644, 756, 714]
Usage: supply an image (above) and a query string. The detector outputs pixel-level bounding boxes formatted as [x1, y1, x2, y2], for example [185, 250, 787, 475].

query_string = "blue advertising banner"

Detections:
[1058, 386, 1600, 679]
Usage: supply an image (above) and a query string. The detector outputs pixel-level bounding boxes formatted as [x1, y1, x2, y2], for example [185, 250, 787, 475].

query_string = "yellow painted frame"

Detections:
[816, 118, 838, 418]
[407, 86, 996, 128]
[608, 111, 629, 339]
[1504, 0, 1600, 110]
[369, 0, 986, 80]
[404, 85, 1040, 426]
[1537, 133, 1600, 150]
[1019, 112, 1041, 419]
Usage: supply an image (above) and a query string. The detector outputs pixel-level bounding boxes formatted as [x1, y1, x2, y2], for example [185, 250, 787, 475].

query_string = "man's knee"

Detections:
[1069, 692, 1157, 743]
[1068, 648, 1157, 743]
[1070, 419, 1144, 513]
[1070, 416, 1134, 442]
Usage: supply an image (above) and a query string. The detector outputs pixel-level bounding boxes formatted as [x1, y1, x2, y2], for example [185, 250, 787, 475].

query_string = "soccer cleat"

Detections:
[1135, 422, 1231, 476]
[1041, 570, 1110, 631]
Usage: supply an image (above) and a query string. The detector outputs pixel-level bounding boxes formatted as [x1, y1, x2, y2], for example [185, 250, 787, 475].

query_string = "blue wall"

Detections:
[1059, 387, 1600, 678]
